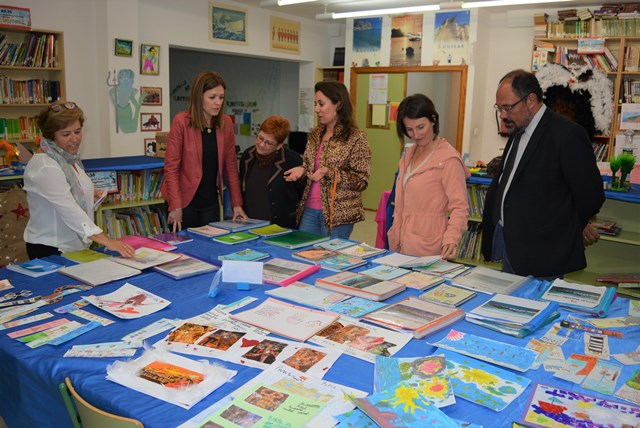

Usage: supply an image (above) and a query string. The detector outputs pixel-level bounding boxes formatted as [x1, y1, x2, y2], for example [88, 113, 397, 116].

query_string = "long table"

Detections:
[0, 235, 638, 428]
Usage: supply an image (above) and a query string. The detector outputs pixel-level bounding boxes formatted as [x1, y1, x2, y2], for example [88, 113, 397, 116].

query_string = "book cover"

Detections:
[209, 218, 270, 232]
[398, 255, 442, 269]
[118, 234, 177, 252]
[212, 232, 259, 245]
[363, 297, 464, 339]
[315, 271, 406, 301]
[419, 284, 476, 307]
[392, 271, 445, 290]
[539, 279, 616, 317]
[315, 238, 356, 251]
[62, 249, 109, 263]
[230, 298, 340, 341]
[372, 252, 418, 267]
[327, 297, 387, 318]
[218, 248, 270, 262]
[110, 247, 180, 270]
[359, 264, 410, 281]
[263, 230, 330, 249]
[292, 248, 340, 262]
[7, 258, 64, 277]
[153, 254, 219, 280]
[248, 224, 291, 237]
[317, 254, 367, 272]
[338, 242, 386, 258]
[187, 225, 229, 238]
[83, 282, 170, 319]
[596, 272, 640, 283]
[264, 281, 349, 310]
[466, 294, 558, 331]
[452, 266, 529, 295]
[151, 232, 193, 245]
[86, 170, 118, 193]
[58, 258, 141, 286]
[262, 258, 321, 286]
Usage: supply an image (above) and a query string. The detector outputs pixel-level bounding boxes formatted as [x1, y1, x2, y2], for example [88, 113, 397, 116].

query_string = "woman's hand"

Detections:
[106, 239, 136, 258]
[308, 166, 328, 182]
[441, 243, 459, 260]
[284, 166, 305, 182]
[233, 206, 248, 221]
[168, 208, 182, 232]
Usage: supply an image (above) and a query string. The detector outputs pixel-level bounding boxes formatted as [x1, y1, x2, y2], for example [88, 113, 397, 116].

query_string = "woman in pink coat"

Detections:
[387, 94, 470, 259]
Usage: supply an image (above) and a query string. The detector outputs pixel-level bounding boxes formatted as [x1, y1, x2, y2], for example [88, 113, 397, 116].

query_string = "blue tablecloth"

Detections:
[0, 235, 638, 428]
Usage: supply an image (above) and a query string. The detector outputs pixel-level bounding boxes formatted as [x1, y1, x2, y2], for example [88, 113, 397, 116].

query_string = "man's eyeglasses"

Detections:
[494, 94, 529, 114]
[256, 133, 278, 147]
[48, 102, 78, 112]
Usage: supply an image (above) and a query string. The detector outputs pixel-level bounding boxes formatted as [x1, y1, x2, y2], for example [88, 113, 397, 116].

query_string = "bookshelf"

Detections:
[84, 156, 168, 238]
[315, 66, 344, 83]
[460, 175, 640, 293]
[0, 27, 65, 152]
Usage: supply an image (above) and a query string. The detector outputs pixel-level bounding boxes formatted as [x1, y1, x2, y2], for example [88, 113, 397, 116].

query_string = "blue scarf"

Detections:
[39, 138, 87, 212]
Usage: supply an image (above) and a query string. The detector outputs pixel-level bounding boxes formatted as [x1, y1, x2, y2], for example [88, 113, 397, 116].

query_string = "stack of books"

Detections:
[589, 217, 621, 236]
[292, 248, 367, 272]
[534, 13, 549, 38]
[466, 294, 560, 337]
[209, 218, 269, 232]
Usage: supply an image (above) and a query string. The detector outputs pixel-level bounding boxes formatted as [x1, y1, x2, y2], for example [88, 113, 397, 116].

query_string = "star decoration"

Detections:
[11, 203, 28, 220]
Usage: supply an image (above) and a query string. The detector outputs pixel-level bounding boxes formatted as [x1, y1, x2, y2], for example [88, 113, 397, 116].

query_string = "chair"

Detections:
[59, 377, 144, 428]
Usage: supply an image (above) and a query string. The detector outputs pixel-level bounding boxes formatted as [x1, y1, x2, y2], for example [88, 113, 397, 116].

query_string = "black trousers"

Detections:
[26, 242, 61, 260]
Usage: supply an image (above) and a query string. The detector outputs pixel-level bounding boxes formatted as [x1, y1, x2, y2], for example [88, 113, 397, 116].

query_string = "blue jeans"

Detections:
[299, 208, 354, 239]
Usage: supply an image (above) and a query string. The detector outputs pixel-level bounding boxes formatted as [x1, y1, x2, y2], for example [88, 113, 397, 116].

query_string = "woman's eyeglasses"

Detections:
[256, 133, 278, 147]
[48, 102, 78, 112]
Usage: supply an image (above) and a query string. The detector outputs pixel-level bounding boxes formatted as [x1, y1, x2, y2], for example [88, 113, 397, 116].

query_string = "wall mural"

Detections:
[107, 68, 143, 133]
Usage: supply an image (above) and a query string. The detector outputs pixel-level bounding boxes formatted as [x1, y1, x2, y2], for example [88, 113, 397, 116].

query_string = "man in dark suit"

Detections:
[482, 69, 605, 278]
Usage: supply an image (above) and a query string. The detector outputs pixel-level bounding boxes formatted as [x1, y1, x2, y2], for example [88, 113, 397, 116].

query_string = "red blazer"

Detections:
[161, 112, 242, 211]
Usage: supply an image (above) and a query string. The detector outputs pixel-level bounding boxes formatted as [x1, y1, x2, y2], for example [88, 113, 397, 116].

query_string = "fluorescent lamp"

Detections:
[440, 1, 464, 9]
[329, 4, 440, 19]
[277, 0, 317, 5]
[463, 0, 573, 8]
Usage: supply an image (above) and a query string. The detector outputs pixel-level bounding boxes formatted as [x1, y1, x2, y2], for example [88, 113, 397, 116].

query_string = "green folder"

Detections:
[212, 232, 259, 245]
[262, 230, 329, 249]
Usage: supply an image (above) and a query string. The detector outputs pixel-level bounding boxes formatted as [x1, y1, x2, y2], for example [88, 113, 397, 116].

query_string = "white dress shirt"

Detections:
[23, 154, 102, 253]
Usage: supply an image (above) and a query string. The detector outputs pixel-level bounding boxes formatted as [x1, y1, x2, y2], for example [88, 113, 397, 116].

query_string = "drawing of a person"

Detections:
[143, 46, 158, 73]
[108, 68, 142, 133]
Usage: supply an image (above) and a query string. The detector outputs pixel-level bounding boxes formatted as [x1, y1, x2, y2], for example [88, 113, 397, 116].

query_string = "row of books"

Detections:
[98, 169, 164, 205]
[0, 115, 38, 141]
[622, 46, 640, 72]
[101, 205, 169, 238]
[552, 46, 618, 73]
[533, 13, 549, 38]
[455, 222, 482, 261]
[0, 32, 59, 68]
[467, 184, 487, 218]
[0, 77, 62, 105]
[592, 141, 610, 162]
[545, 18, 640, 38]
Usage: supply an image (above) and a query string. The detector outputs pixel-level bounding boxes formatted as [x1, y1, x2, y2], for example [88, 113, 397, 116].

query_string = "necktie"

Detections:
[492, 131, 523, 225]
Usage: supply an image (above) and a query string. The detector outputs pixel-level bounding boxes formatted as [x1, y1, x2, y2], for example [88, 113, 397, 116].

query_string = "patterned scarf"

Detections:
[39, 138, 87, 212]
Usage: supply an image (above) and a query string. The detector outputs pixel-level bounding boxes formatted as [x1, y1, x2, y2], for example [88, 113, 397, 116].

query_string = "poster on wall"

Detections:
[352, 17, 382, 68]
[390, 14, 423, 67]
[210, 2, 248, 45]
[270, 17, 300, 54]
[433, 10, 470, 66]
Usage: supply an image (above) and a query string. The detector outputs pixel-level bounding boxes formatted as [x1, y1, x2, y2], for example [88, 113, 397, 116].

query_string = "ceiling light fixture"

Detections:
[277, 0, 318, 5]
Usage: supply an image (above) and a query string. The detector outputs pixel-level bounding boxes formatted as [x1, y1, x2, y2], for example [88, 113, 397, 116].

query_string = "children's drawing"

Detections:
[83, 283, 170, 319]
[107, 68, 142, 133]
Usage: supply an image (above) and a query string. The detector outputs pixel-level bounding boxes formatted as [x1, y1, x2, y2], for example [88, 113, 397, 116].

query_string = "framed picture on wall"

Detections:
[140, 44, 160, 75]
[114, 38, 133, 57]
[144, 138, 157, 156]
[141, 113, 162, 132]
[209, 2, 247, 45]
[141, 87, 162, 106]
[270, 16, 300, 54]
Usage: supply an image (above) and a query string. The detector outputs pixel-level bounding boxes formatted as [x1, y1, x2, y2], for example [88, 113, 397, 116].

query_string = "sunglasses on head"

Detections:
[48, 102, 78, 112]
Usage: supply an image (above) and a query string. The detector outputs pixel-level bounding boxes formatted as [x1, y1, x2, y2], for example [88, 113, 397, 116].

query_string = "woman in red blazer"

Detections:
[161, 71, 247, 231]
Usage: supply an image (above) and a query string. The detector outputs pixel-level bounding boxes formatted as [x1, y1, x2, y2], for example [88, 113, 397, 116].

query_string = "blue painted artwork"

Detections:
[328, 297, 386, 318]
[353, 18, 382, 52]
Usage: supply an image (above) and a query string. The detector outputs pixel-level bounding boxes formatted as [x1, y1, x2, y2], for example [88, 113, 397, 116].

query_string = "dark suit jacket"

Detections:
[161, 112, 242, 212]
[482, 107, 605, 277]
[239, 146, 304, 228]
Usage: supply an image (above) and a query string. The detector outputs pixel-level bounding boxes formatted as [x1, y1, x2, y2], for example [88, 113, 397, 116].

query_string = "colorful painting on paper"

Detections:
[522, 383, 640, 427]
[138, 361, 204, 388]
[390, 14, 423, 67]
[431, 329, 538, 372]
[350, 386, 460, 427]
[270, 16, 300, 54]
[352, 17, 382, 67]
[433, 10, 470, 66]
[440, 350, 530, 411]
[374, 355, 455, 408]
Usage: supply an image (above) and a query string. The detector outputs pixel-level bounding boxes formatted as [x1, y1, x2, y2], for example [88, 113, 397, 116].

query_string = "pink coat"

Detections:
[387, 138, 470, 257]
[161, 112, 242, 211]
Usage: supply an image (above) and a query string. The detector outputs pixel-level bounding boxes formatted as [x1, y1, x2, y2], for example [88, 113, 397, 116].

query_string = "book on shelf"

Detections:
[6, 258, 63, 277]
[209, 218, 270, 232]
[186, 225, 229, 238]
[419, 283, 476, 307]
[212, 231, 259, 245]
[362, 297, 464, 339]
[596, 272, 640, 283]
[263, 230, 329, 249]
[315, 271, 406, 301]
[153, 254, 219, 280]
[391, 271, 445, 290]
[247, 224, 291, 237]
[230, 298, 339, 342]
[265, 281, 349, 310]
[151, 232, 193, 245]
[218, 248, 270, 262]
[262, 258, 321, 286]
[117, 234, 177, 252]
[539, 278, 617, 317]
[358, 264, 410, 281]
[57, 258, 141, 286]
[451, 266, 529, 295]
[86, 170, 118, 193]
